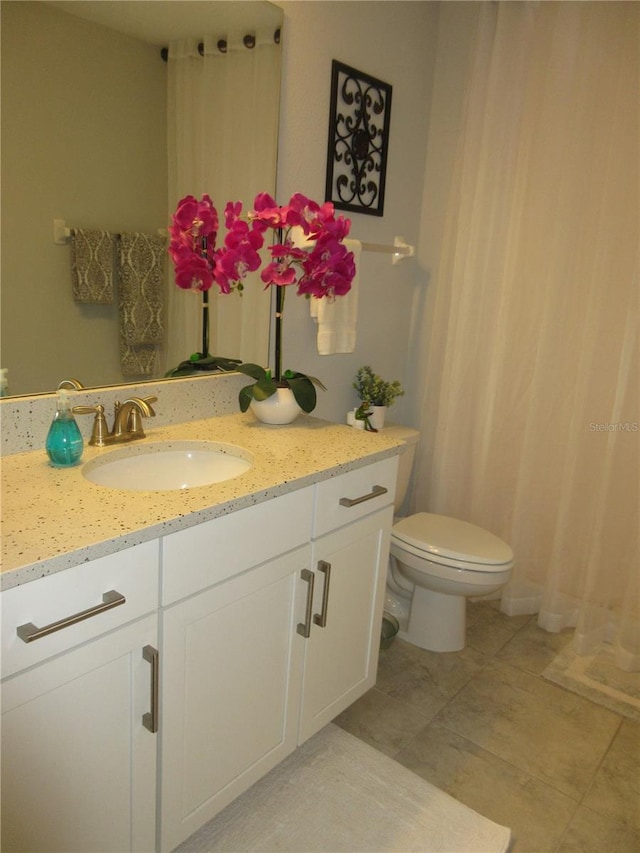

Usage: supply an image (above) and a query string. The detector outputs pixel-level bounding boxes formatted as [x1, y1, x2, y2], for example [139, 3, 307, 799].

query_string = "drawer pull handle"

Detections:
[16, 590, 126, 643]
[313, 561, 332, 628]
[297, 569, 315, 638]
[142, 645, 159, 733]
[339, 484, 388, 508]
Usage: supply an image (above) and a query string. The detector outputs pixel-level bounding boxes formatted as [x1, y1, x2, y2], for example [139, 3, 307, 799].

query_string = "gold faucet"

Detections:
[74, 396, 157, 446]
[57, 378, 84, 390]
[110, 397, 157, 442]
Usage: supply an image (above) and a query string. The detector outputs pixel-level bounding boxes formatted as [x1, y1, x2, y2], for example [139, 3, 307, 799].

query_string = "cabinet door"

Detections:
[160, 546, 308, 852]
[298, 506, 392, 744]
[1, 615, 158, 853]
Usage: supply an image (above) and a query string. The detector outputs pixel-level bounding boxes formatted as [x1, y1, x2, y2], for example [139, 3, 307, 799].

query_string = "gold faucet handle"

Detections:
[128, 406, 147, 438]
[124, 396, 157, 439]
[72, 404, 109, 447]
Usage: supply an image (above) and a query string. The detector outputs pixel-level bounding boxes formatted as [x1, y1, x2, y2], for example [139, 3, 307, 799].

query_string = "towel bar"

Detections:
[359, 236, 415, 264]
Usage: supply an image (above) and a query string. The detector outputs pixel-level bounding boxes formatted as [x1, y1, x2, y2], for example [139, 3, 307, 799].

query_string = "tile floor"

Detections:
[334, 600, 640, 853]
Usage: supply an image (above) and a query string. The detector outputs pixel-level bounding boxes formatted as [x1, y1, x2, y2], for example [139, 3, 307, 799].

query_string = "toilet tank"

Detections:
[382, 424, 420, 512]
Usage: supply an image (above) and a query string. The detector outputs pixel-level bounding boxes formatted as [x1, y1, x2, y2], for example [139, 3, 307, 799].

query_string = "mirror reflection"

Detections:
[0, 0, 283, 397]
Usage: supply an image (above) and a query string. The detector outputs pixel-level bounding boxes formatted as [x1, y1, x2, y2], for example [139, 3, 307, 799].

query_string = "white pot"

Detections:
[369, 406, 387, 430]
[250, 387, 301, 425]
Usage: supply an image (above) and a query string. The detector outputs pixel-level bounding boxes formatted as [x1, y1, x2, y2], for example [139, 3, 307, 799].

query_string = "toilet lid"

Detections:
[392, 513, 514, 567]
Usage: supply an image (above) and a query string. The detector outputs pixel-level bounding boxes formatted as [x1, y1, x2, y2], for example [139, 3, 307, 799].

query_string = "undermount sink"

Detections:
[82, 441, 253, 491]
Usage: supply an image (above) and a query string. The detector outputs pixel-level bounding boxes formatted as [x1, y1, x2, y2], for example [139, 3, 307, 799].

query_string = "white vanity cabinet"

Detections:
[157, 457, 397, 852]
[297, 457, 397, 744]
[0, 443, 400, 853]
[0, 541, 160, 853]
[159, 489, 314, 853]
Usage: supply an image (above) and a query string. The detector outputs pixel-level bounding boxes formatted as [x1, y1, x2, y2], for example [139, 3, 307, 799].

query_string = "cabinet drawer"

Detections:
[313, 456, 398, 537]
[1, 540, 159, 679]
[162, 486, 314, 604]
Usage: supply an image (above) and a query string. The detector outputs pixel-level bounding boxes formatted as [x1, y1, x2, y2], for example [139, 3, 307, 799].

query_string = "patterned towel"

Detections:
[117, 232, 167, 376]
[71, 229, 115, 303]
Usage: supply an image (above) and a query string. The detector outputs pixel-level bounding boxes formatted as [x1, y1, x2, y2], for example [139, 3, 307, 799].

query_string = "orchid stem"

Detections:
[202, 290, 210, 358]
[275, 285, 284, 383]
[274, 226, 284, 382]
[200, 234, 210, 359]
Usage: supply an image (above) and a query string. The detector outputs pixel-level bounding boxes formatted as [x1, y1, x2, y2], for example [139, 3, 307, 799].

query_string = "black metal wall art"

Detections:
[325, 61, 392, 217]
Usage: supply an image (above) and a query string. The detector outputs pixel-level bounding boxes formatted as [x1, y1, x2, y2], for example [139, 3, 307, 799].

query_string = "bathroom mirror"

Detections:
[0, 0, 283, 397]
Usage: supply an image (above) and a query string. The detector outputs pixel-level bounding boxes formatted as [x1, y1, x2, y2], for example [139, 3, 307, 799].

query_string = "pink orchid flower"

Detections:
[169, 191, 355, 300]
[174, 253, 214, 292]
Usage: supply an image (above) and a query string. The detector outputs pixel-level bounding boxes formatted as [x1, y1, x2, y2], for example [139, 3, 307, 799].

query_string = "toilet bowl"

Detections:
[381, 425, 514, 653]
[390, 513, 513, 652]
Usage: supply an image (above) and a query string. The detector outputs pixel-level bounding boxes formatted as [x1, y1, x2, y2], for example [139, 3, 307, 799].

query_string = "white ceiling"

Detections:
[47, 1, 282, 46]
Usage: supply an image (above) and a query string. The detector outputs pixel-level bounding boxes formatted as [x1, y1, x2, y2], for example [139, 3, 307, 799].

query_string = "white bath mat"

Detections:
[544, 642, 640, 722]
[175, 723, 511, 853]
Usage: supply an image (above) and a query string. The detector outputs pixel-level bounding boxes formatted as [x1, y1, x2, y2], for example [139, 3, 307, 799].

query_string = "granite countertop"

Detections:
[0, 412, 402, 590]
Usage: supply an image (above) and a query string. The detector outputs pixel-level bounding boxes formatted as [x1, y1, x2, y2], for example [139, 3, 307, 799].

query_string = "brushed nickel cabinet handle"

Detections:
[142, 645, 159, 734]
[339, 484, 388, 508]
[297, 569, 315, 638]
[16, 590, 126, 643]
[313, 561, 332, 628]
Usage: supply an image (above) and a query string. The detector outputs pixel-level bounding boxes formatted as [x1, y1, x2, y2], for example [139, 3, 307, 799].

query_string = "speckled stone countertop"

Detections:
[1, 412, 403, 591]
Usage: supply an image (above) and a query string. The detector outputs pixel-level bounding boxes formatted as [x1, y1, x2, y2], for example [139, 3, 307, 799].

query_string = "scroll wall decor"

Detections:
[325, 60, 392, 217]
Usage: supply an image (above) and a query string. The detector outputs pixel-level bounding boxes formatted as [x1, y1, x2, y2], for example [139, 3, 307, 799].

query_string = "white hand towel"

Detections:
[309, 238, 361, 355]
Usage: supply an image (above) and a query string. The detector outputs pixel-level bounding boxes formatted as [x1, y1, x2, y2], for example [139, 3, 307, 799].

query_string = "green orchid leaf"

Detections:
[238, 384, 255, 412]
[237, 362, 268, 381]
[166, 354, 243, 378]
[284, 370, 327, 392]
[287, 375, 317, 413]
[253, 376, 278, 401]
[238, 366, 324, 414]
[212, 356, 243, 371]
[165, 365, 195, 378]
[306, 374, 327, 392]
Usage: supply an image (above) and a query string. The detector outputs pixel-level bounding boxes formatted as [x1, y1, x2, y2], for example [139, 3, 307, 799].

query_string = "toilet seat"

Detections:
[391, 512, 514, 572]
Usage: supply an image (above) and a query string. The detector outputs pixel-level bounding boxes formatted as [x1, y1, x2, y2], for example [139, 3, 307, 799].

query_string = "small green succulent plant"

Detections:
[353, 366, 404, 407]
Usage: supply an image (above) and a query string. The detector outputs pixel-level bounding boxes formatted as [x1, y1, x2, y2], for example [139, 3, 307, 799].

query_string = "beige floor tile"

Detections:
[375, 638, 489, 719]
[466, 600, 532, 657]
[395, 722, 577, 853]
[332, 687, 430, 758]
[434, 660, 621, 799]
[580, 648, 640, 702]
[497, 618, 574, 676]
[582, 718, 640, 831]
[557, 803, 640, 853]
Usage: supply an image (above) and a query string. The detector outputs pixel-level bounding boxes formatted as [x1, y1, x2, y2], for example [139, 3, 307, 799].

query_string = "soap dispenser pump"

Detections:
[45, 388, 84, 467]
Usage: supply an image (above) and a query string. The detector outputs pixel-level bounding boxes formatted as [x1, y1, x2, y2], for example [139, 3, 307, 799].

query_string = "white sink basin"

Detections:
[83, 441, 253, 491]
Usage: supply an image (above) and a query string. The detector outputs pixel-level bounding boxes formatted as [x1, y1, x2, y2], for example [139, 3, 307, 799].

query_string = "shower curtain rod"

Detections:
[160, 28, 281, 61]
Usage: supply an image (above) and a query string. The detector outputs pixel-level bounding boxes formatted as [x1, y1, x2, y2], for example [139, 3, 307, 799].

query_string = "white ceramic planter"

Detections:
[250, 387, 301, 425]
[369, 406, 387, 430]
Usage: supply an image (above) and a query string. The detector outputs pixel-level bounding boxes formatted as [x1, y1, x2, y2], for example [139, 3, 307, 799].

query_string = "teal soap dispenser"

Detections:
[45, 388, 84, 467]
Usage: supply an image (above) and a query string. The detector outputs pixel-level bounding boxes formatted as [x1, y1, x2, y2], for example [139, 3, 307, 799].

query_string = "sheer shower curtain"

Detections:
[165, 27, 281, 371]
[415, 2, 638, 669]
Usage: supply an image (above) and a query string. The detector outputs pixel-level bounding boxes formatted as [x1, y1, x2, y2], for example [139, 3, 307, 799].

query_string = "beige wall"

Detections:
[2, 0, 469, 424]
[405, 1, 481, 431]
[274, 0, 439, 424]
[1, 1, 167, 396]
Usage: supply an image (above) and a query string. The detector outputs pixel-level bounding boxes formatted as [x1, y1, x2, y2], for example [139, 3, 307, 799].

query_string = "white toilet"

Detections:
[383, 425, 514, 653]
